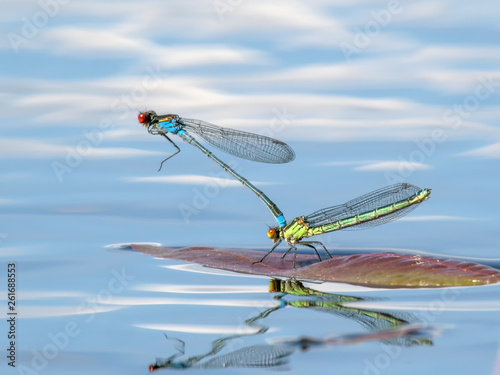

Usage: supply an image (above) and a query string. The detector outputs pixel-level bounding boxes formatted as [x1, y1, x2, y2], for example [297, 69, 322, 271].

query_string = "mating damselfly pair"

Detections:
[139, 111, 431, 266]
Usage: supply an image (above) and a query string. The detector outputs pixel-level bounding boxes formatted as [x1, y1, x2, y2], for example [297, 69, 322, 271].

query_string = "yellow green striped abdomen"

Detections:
[305, 188, 431, 238]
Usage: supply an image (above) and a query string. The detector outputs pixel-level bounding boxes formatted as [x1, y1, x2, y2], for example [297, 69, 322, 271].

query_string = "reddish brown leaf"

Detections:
[131, 245, 500, 288]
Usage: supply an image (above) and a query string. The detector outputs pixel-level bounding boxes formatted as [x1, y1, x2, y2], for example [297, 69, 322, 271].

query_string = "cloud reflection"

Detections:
[128, 175, 274, 186]
[134, 284, 267, 294]
[2, 305, 123, 319]
[135, 323, 265, 335]
[101, 296, 279, 308]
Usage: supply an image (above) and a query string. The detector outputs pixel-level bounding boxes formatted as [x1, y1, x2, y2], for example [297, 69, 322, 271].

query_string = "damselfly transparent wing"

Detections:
[305, 183, 423, 230]
[198, 345, 293, 369]
[180, 118, 295, 164]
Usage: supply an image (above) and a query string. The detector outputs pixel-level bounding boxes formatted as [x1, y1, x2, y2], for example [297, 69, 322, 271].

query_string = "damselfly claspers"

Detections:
[138, 111, 294, 228]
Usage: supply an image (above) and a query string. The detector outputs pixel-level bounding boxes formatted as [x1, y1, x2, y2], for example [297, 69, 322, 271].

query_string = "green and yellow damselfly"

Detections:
[263, 183, 431, 266]
[138, 113, 431, 267]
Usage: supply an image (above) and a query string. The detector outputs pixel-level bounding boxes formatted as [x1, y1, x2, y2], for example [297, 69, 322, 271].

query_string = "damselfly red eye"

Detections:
[138, 113, 147, 123]
[267, 228, 276, 238]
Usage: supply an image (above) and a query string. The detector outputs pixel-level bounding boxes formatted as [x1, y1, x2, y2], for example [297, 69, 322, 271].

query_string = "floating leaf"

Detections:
[131, 245, 500, 288]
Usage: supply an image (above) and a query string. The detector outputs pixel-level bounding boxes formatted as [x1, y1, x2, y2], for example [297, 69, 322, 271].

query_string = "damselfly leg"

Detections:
[281, 243, 325, 268]
[300, 241, 333, 259]
[255, 239, 282, 265]
[294, 243, 323, 261]
[279, 245, 303, 269]
[280, 247, 293, 259]
[256, 240, 329, 269]
[158, 134, 181, 171]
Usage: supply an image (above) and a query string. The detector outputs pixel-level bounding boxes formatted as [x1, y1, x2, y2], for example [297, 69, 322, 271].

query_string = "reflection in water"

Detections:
[150, 341, 293, 371]
[269, 279, 433, 348]
[149, 279, 435, 371]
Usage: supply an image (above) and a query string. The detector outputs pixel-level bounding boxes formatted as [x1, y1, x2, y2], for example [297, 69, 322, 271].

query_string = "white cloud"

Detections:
[135, 323, 263, 334]
[133, 284, 266, 294]
[128, 174, 274, 186]
[155, 45, 271, 67]
[106, 296, 278, 308]
[0, 139, 162, 159]
[0, 139, 63, 157]
[320, 160, 378, 167]
[45, 27, 145, 57]
[3, 72, 499, 145]
[11, 291, 88, 300]
[42, 27, 270, 66]
[244, 2, 332, 29]
[7, 305, 123, 319]
[355, 161, 432, 172]
[80, 147, 162, 158]
[410, 46, 500, 65]
[104, 129, 145, 140]
[242, 57, 500, 94]
[461, 143, 500, 158]
[2, 0, 499, 149]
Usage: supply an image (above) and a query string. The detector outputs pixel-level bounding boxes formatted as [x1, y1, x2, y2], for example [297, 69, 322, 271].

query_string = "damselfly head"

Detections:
[267, 227, 279, 241]
[148, 358, 174, 371]
[138, 111, 157, 127]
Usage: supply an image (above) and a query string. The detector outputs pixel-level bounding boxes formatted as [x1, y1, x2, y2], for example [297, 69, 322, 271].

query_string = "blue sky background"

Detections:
[1, 0, 500, 254]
